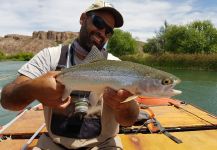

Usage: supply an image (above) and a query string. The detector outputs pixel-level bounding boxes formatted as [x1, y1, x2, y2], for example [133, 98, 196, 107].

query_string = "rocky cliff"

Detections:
[0, 31, 78, 54]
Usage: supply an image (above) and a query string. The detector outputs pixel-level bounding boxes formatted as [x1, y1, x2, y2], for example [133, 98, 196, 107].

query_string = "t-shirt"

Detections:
[18, 44, 121, 149]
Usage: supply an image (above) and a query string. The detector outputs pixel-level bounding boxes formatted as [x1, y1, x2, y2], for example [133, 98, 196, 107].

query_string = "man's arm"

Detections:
[103, 87, 139, 126]
[0, 71, 71, 111]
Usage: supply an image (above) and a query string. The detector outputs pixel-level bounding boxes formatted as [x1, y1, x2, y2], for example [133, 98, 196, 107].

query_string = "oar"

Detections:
[169, 101, 217, 127]
[21, 123, 46, 150]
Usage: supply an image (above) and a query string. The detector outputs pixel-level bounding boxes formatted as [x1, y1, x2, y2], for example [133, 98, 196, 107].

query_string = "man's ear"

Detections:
[80, 13, 87, 25]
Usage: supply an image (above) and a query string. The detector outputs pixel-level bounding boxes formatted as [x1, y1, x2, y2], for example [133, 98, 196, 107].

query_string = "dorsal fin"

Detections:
[82, 45, 106, 64]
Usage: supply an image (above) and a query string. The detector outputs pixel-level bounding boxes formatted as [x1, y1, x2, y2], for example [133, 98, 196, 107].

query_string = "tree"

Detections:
[143, 20, 168, 54]
[188, 20, 217, 53]
[107, 29, 137, 56]
[143, 20, 217, 54]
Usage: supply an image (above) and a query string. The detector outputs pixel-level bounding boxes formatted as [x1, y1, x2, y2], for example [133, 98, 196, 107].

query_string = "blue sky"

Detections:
[0, 0, 217, 42]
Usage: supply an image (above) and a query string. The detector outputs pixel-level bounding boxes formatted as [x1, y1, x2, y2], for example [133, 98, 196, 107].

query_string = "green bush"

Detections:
[107, 29, 138, 56]
[7, 52, 34, 61]
[0, 51, 6, 60]
[121, 53, 217, 71]
[143, 20, 217, 54]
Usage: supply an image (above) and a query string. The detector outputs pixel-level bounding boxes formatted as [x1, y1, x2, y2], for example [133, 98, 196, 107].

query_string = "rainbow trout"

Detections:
[56, 60, 181, 103]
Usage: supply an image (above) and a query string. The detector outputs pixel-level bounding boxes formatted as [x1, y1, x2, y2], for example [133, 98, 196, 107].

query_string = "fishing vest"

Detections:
[43, 44, 120, 149]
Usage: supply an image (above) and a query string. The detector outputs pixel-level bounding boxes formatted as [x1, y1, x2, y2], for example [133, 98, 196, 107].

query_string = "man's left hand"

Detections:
[103, 87, 139, 126]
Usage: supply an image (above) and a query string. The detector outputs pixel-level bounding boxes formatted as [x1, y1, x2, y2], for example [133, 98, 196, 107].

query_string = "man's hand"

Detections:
[32, 71, 71, 109]
[103, 87, 139, 126]
[1, 71, 71, 111]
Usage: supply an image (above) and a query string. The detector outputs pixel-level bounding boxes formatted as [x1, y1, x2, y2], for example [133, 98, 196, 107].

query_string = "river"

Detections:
[0, 61, 217, 126]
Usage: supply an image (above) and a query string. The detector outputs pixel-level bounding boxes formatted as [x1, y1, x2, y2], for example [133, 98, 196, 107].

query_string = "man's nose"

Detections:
[97, 28, 107, 39]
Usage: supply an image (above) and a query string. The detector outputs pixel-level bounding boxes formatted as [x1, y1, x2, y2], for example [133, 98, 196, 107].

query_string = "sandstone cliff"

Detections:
[0, 31, 78, 54]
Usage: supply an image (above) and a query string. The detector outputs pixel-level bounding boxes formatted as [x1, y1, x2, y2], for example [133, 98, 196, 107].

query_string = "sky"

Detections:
[0, 0, 217, 42]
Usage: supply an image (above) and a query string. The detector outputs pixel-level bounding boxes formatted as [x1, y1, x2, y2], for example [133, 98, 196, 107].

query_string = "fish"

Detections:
[56, 59, 182, 104]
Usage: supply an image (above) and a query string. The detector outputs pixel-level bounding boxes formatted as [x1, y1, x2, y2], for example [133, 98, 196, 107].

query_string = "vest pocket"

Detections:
[51, 113, 101, 139]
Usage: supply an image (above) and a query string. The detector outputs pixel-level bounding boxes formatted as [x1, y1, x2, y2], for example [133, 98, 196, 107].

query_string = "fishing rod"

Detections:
[21, 123, 46, 150]
[169, 102, 217, 127]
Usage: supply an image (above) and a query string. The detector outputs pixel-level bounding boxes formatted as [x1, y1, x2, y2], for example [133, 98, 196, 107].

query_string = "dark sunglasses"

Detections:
[90, 14, 114, 37]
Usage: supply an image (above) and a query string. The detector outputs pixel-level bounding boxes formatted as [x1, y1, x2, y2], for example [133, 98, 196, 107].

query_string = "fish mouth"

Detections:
[139, 89, 182, 98]
[171, 79, 182, 95]
[174, 79, 181, 84]
[172, 89, 182, 95]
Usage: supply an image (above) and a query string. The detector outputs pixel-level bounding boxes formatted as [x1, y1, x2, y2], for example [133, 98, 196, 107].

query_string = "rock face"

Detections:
[32, 31, 77, 42]
[0, 31, 78, 54]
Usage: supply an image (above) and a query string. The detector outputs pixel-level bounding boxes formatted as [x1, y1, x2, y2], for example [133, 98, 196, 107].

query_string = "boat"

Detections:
[0, 97, 217, 150]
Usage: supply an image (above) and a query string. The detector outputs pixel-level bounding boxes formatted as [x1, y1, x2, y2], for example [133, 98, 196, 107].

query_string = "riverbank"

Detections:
[1, 51, 217, 71]
[0, 52, 33, 61]
[120, 53, 217, 71]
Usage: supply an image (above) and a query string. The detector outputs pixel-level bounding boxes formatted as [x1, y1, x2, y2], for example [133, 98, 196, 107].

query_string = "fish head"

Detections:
[136, 70, 182, 98]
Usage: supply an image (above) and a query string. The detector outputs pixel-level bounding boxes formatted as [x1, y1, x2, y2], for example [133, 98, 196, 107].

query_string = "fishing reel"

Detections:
[71, 91, 90, 120]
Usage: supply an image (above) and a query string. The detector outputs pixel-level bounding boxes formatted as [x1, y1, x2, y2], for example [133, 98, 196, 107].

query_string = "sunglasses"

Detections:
[90, 14, 114, 37]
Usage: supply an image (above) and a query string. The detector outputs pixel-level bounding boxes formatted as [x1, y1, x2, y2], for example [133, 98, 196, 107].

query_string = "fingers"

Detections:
[104, 87, 117, 98]
[46, 71, 61, 77]
[58, 96, 72, 109]
[56, 81, 65, 91]
[103, 87, 134, 110]
[117, 89, 133, 99]
[104, 87, 133, 101]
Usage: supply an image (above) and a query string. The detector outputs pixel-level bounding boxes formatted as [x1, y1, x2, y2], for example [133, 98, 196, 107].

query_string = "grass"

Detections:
[0, 51, 34, 61]
[120, 53, 217, 71]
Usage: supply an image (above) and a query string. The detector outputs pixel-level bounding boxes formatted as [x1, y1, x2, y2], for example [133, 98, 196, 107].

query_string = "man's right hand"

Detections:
[32, 71, 71, 109]
[0, 71, 71, 111]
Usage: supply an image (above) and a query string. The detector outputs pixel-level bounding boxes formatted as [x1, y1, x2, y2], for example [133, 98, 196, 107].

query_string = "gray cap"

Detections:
[85, 0, 124, 27]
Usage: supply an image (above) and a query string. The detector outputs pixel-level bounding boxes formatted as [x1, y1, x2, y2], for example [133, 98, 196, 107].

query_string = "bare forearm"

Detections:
[1, 72, 68, 111]
[1, 80, 36, 111]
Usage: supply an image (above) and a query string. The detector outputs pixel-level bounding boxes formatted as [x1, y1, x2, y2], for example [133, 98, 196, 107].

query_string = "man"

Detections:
[0, 0, 139, 149]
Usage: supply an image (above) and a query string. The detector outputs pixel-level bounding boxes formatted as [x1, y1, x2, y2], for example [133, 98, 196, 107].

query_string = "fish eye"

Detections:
[162, 78, 173, 85]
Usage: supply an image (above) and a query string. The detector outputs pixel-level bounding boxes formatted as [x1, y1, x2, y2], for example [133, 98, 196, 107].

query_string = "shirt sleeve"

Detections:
[18, 45, 61, 79]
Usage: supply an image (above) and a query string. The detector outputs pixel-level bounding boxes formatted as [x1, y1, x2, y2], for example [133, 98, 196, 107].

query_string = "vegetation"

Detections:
[121, 53, 217, 71]
[0, 51, 6, 60]
[118, 20, 217, 71]
[107, 29, 138, 56]
[143, 20, 217, 54]
[0, 52, 34, 61]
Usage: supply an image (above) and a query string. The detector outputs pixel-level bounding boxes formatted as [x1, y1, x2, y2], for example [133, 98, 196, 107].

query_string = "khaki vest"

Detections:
[43, 44, 119, 149]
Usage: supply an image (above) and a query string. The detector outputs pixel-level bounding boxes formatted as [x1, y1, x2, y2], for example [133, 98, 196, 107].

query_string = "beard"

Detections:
[78, 23, 106, 52]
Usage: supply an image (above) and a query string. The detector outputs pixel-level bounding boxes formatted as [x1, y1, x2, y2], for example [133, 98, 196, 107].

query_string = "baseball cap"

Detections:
[85, 0, 123, 28]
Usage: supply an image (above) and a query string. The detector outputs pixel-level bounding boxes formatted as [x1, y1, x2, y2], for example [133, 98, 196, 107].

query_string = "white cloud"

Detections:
[0, 0, 217, 42]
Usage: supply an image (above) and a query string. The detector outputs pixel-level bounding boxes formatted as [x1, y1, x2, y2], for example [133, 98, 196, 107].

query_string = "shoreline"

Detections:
[120, 53, 217, 71]
[1, 52, 217, 71]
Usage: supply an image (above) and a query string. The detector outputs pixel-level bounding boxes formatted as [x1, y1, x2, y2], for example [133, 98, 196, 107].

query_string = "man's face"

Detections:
[79, 11, 115, 51]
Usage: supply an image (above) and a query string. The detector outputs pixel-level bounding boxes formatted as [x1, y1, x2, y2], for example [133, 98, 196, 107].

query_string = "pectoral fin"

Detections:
[121, 95, 138, 103]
